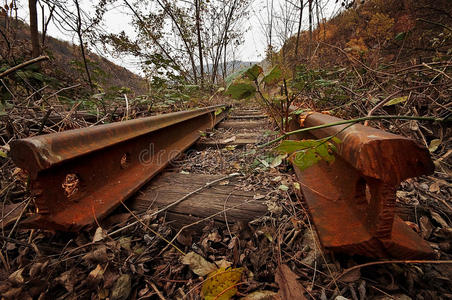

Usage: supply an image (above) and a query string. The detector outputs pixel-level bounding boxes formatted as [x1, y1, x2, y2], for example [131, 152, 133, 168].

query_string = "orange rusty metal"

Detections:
[10, 105, 229, 231]
[291, 112, 435, 258]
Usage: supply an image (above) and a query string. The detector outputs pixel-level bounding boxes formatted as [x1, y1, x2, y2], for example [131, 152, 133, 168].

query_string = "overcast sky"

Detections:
[15, 0, 342, 74]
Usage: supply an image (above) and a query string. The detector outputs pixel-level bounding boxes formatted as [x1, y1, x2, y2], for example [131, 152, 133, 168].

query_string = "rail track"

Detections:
[9, 104, 436, 259]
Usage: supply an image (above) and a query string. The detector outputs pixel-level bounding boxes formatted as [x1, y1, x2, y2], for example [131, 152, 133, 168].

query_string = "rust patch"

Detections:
[62, 173, 80, 199]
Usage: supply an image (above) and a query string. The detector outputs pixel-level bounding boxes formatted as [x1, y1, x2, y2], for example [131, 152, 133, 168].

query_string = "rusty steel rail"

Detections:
[11, 105, 230, 231]
[290, 112, 435, 259]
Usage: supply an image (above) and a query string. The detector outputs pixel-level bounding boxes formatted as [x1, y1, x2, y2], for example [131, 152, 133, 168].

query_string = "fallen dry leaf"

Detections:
[55, 270, 76, 293]
[2, 286, 23, 299]
[119, 237, 131, 251]
[340, 268, 361, 283]
[274, 264, 306, 300]
[111, 274, 131, 300]
[419, 216, 433, 239]
[223, 136, 237, 144]
[429, 181, 440, 193]
[177, 230, 194, 246]
[181, 251, 217, 276]
[87, 264, 104, 285]
[93, 227, 107, 242]
[29, 261, 48, 278]
[215, 259, 232, 269]
[241, 290, 277, 300]
[82, 245, 109, 264]
[8, 268, 24, 284]
[430, 211, 449, 228]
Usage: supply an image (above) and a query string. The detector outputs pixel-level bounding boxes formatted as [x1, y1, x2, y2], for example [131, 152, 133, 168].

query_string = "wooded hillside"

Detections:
[1, 16, 146, 100]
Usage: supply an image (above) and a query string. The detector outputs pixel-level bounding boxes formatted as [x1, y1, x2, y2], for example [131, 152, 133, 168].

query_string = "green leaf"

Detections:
[0, 150, 7, 158]
[278, 184, 289, 191]
[263, 65, 282, 85]
[272, 95, 286, 105]
[225, 68, 248, 89]
[290, 109, 306, 115]
[331, 137, 342, 144]
[225, 79, 256, 99]
[263, 130, 279, 137]
[244, 64, 263, 81]
[225, 145, 237, 151]
[275, 140, 319, 154]
[394, 32, 406, 41]
[270, 154, 287, 168]
[383, 96, 408, 106]
[313, 79, 338, 86]
[315, 143, 335, 163]
[225, 64, 262, 89]
[292, 149, 321, 171]
[0, 103, 8, 116]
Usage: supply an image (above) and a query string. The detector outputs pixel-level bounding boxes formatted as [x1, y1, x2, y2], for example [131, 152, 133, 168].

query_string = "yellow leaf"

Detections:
[383, 96, 408, 106]
[202, 267, 244, 300]
[428, 139, 441, 153]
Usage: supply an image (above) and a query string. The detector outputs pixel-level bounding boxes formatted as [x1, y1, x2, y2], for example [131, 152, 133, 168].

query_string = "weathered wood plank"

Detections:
[129, 173, 268, 228]
[228, 115, 267, 119]
[196, 137, 259, 149]
[218, 120, 268, 129]
[231, 110, 263, 116]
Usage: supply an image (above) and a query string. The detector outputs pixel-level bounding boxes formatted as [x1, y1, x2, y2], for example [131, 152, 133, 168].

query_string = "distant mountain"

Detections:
[200, 60, 259, 77]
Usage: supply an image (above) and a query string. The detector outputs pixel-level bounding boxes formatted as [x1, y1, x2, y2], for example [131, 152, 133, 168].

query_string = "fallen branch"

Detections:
[0, 56, 49, 79]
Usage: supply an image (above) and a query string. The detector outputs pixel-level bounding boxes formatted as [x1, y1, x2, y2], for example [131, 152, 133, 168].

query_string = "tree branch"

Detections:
[0, 56, 49, 79]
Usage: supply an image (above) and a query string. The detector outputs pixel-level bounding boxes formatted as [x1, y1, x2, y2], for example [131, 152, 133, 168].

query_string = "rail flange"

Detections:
[290, 112, 435, 259]
[11, 105, 229, 231]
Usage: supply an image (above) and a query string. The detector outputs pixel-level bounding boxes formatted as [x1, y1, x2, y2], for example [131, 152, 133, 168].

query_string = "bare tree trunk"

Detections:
[28, 0, 41, 58]
[294, 0, 303, 56]
[74, 0, 93, 90]
[41, 3, 55, 49]
[315, 0, 320, 37]
[211, 0, 237, 84]
[308, 0, 312, 59]
[195, 0, 204, 87]
[268, 0, 274, 62]
[223, 34, 227, 81]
